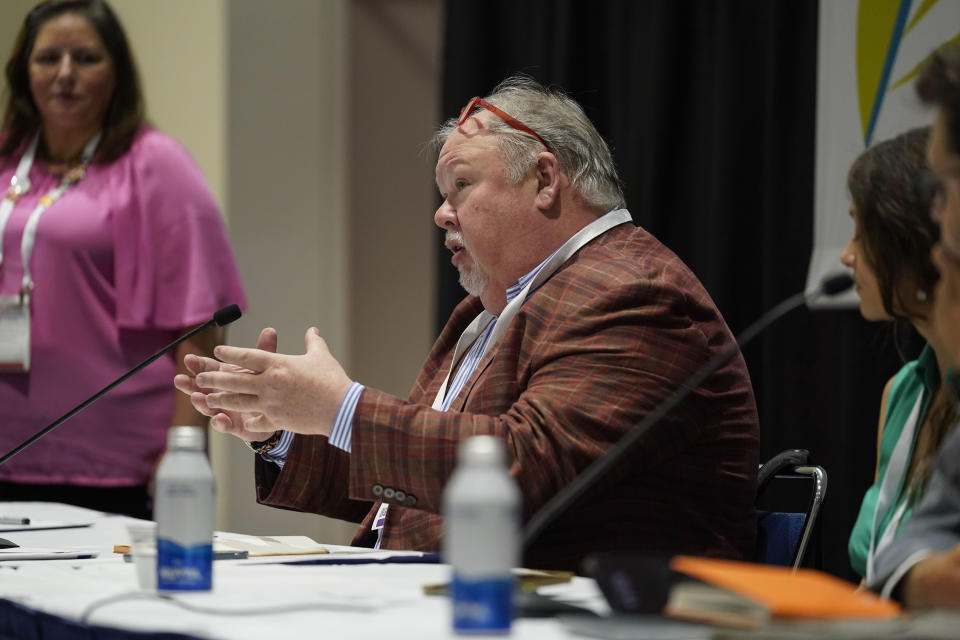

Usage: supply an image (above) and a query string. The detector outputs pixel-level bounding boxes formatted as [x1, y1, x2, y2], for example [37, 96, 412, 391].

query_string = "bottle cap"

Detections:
[167, 426, 205, 450]
[458, 435, 506, 466]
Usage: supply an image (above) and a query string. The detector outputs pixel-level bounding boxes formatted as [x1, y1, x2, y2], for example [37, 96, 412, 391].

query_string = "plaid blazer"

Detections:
[256, 221, 759, 571]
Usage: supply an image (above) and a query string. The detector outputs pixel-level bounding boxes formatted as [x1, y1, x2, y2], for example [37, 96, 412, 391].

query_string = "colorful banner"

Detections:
[808, 0, 960, 307]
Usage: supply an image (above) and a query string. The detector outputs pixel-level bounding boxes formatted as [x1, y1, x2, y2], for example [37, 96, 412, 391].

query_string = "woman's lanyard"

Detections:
[865, 391, 924, 583]
[0, 130, 101, 300]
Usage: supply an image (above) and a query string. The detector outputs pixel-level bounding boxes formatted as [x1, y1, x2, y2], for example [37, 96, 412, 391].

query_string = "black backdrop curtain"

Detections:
[435, 0, 916, 582]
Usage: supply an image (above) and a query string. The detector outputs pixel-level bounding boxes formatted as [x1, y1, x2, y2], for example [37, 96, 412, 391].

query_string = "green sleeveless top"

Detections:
[848, 344, 939, 578]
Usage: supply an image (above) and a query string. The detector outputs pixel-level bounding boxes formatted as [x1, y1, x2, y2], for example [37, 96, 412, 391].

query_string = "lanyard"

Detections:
[431, 208, 633, 410]
[0, 131, 101, 296]
[369, 208, 632, 549]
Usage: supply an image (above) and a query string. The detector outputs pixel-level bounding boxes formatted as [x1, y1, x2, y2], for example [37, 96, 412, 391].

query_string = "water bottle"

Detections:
[154, 426, 215, 591]
[443, 435, 521, 633]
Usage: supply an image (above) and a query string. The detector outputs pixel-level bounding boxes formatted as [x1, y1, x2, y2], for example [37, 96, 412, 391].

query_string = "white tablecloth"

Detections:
[0, 502, 612, 639]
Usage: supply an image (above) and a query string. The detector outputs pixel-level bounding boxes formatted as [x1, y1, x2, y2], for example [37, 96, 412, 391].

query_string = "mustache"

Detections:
[445, 230, 466, 250]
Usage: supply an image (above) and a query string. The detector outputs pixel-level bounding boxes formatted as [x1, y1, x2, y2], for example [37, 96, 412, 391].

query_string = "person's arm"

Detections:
[113, 131, 246, 338]
[170, 325, 224, 427]
[854, 376, 896, 585]
[870, 424, 960, 602]
[175, 328, 279, 442]
[250, 273, 746, 520]
[875, 376, 895, 482]
[254, 381, 363, 468]
[897, 544, 960, 608]
[174, 327, 373, 524]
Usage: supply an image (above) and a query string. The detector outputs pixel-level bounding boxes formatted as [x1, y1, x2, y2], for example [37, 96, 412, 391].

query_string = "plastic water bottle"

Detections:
[443, 435, 521, 633]
[154, 426, 215, 591]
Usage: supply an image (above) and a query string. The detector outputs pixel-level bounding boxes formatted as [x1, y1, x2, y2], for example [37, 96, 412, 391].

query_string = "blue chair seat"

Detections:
[754, 449, 827, 570]
[756, 511, 807, 567]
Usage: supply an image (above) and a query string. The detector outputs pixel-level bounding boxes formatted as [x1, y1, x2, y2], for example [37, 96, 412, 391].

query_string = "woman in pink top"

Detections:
[0, 0, 246, 518]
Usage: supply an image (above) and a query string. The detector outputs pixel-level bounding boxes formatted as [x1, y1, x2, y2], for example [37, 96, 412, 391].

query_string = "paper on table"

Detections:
[212, 533, 328, 557]
[0, 547, 99, 561]
[113, 534, 327, 557]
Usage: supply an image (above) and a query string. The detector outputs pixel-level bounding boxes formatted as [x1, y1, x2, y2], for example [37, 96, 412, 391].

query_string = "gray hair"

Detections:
[432, 76, 626, 211]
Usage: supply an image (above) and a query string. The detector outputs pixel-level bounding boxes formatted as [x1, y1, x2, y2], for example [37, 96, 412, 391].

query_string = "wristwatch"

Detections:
[246, 431, 282, 455]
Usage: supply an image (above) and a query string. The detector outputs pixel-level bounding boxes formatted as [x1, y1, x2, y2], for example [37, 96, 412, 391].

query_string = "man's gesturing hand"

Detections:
[193, 327, 352, 438]
[173, 327, 280, 441]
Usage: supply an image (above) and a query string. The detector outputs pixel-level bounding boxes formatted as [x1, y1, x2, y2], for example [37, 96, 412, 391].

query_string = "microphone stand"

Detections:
[0, 304, 242, 467]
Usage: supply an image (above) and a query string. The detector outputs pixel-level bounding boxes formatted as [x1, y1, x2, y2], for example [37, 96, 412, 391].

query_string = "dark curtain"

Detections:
[436, 0, 914, 582]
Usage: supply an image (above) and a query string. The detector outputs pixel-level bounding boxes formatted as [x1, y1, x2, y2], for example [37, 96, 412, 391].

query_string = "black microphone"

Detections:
[0, 304, 242, 467]
[521, 274, 854, 551]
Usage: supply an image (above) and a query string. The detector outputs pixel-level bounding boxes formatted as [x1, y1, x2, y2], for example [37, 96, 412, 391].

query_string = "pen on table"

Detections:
[0, 516, 30, 525]
[118, 549, 248, 561]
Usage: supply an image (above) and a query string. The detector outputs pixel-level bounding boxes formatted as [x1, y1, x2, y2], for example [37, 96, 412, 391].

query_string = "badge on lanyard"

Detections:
[0, 131, 100, 374]
[371, 502, 389, 550]
[372, 503, 389, 531]
[0, 292, 30, 371]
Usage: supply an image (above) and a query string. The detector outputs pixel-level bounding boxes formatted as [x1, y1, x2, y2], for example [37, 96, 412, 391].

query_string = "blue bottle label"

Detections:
[157, 538, 212, 591]
[451, 574, 513, 632]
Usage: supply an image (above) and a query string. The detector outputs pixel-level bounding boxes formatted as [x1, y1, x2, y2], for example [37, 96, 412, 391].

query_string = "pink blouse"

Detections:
[0, 128, 246, 486]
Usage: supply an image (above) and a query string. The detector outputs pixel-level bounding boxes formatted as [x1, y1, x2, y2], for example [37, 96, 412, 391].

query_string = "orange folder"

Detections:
[664, 555, 902, 628]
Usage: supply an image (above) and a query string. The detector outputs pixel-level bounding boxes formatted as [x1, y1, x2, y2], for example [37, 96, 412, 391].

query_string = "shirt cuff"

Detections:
[257, 381, 363, 465]
[260, 430, 295, 468]
[328, 382, 365, 453]
[880, 549, 936, 601]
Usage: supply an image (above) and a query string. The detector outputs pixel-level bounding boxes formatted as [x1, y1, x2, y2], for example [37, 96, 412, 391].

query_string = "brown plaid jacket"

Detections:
[256, 221, 759, 571]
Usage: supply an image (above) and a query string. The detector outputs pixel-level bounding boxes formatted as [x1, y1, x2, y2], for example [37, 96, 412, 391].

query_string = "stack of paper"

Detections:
[213, 533, 328, 557]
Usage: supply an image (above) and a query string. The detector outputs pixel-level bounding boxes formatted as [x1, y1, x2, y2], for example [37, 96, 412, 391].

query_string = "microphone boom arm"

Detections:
[0, 304, 241, 467]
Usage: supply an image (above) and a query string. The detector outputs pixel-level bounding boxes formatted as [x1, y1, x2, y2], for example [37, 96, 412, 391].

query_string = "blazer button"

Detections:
[395, 490, 406, 502]
[372, 484, 384, 497]
[405, 494, 418, 507]
[383, 487, 395, 500]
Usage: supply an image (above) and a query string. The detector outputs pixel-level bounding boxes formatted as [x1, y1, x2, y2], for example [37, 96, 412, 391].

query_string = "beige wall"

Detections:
[348, 0, 440, 396]
[0, 1, 35, 61]
[111, 0, 227, 211]
[221, 0, 442, 541]
[0, 0, 443, 543]
[218, 0, 355, 541]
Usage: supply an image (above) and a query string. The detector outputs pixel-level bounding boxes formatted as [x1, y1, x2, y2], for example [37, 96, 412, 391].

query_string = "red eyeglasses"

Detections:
[458, 96, 553, 153]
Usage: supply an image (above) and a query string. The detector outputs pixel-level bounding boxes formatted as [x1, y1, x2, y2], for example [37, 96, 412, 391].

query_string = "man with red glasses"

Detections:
[869, 47, 960, 609]
[176, 76, 760, 571]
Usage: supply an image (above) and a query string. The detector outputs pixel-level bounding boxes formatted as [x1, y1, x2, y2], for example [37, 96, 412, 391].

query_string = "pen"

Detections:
[0, 516, 30, 525]
[121, 549, 248, 562]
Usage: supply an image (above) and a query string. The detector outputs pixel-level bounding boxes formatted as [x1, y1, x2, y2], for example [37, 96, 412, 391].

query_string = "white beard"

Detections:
[446, 231, 489, 297]
[458, 262, 489, 297]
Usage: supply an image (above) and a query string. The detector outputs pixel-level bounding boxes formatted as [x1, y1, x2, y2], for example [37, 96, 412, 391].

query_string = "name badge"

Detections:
[0, 294, 30, 372]
[372, 503, 389, 531]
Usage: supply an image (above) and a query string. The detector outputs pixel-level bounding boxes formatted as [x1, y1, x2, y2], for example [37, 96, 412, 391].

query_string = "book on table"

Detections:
[664, 555, 901, 629]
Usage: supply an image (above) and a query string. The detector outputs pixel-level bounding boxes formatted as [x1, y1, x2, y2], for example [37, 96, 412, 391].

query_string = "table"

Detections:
[0, 502, 616, 640]
[8, 503, 959, 640]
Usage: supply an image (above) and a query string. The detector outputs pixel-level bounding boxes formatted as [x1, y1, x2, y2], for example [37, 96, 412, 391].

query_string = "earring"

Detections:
[916, 289, 928, 302]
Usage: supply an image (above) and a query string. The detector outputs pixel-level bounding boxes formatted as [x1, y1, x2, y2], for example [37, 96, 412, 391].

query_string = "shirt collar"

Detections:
[503, 208, 623, 303]
[914, 343, 941, 394]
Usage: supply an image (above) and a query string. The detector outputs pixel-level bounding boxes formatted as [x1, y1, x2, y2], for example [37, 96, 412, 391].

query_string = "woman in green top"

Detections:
[843, 128, 958, 582]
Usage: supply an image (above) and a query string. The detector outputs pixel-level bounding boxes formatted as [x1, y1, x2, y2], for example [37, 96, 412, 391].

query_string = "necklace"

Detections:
[4, 134, 98, 204]
[43, 160, 87, 184]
